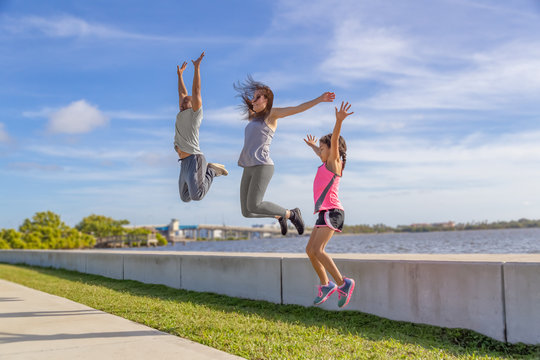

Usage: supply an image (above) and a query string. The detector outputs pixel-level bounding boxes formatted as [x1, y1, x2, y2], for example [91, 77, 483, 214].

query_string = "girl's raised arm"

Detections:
[329, 101, 353, 162]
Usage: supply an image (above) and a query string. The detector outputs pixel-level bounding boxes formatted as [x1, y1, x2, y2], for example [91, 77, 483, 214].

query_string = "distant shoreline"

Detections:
[341, 218, 540, 234]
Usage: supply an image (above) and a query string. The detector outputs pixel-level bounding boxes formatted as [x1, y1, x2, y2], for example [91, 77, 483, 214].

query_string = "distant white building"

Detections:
[125, 219, 283, 243]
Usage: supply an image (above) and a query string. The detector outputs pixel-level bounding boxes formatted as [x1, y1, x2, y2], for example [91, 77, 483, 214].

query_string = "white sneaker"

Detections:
[207, 163, 228, 176]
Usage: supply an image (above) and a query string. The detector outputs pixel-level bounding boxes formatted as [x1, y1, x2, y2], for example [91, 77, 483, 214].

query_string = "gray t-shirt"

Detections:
[174, 108, 203, 155]
[238, 119, 274, 167]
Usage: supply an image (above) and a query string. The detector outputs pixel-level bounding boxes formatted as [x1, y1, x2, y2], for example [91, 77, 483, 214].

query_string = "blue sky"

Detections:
[1, 0, 540, 229]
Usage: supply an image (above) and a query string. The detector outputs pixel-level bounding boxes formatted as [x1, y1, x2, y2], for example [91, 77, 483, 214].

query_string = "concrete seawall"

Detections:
[1, 250, 538, 345]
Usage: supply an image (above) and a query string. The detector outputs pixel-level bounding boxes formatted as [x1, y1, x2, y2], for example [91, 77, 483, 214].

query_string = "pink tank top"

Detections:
[313, 163, 344, 213]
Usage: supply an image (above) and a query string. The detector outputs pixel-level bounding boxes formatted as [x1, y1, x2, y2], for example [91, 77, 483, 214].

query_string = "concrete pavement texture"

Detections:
[0, 279, 244, 360]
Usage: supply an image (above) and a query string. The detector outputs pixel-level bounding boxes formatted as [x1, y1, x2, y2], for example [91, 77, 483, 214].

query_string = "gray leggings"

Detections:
[179, 154, 215, 202]
[240, 165, 287, 218]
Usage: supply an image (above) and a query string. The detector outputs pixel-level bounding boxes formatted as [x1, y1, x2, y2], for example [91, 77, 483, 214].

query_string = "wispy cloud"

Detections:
[1, 14, 248, 44]
[320, 20, 422, 84]
[361, 42, 540, 111]
[2, 14, 174, 41]
[28, 144, 162, 162]
[105, 110, 172, 121]
[316, 5, 540, 111]
[25, 106, 172, 122]
[0, 123, 10, 143]
[204, 106, 245, 127]
[452, 0, 540, 20]
[7, 162, 63, 172]
[271, 126, 540, 192]
[47, 100, 109, 134]
[270, 0, 540, 112]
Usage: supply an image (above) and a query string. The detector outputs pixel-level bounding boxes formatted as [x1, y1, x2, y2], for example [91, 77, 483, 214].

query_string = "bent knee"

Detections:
[245, 202, 259, 215]
[305, 246, 316, 257]
[241, 208, 254, 218]
[242, 212, 257, 218]
[306, 246, 324, 257]
[190, 190, 207, 201]
[180, 193, 191, 203]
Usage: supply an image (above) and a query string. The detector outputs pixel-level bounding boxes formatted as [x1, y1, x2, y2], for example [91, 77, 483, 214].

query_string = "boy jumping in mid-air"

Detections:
[175, 51, 228, 202]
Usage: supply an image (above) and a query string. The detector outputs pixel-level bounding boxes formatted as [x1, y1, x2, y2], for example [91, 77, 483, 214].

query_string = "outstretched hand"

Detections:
[192, 51, 205, 67]
[319, 92, 336, 103]
[177, 61, 187, 76]
[335, 101, 353, 122]
[303, 134, 318, 148]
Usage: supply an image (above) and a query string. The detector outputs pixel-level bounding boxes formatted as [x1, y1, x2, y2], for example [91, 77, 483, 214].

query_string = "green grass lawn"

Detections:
[1, 263, 538, 360]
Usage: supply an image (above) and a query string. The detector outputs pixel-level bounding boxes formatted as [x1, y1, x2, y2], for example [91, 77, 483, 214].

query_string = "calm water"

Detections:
[130, 228, 540, 254]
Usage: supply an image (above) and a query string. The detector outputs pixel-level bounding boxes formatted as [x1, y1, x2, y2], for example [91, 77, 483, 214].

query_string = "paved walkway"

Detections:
[0, 279, 244, 360]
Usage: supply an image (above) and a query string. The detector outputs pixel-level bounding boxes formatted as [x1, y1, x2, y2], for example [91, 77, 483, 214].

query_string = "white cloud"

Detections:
[0, 123, 10, 143]
[48, 100, 109, 134]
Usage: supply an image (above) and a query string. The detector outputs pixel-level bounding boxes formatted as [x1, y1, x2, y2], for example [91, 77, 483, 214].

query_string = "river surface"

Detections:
[127, 228, 540, 254]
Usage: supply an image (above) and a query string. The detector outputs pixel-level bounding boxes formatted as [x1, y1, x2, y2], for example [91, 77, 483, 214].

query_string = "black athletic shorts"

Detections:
[315, 209, 345, 232]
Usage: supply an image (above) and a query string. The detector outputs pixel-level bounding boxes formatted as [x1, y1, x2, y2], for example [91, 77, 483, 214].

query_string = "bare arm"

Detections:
[303, 134, 322, 159]
[191, 51, 204, 112]
[328, 101, 353, 172]
[267, 92, 335, 124]
[177, 62, 188, 110]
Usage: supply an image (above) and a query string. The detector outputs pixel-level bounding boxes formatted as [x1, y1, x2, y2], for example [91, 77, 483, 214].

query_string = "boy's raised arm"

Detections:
[177, 61, 188, 110]
[191, 51, 204, 112]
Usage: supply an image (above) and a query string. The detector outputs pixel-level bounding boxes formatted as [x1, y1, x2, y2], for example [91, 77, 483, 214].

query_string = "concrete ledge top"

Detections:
[4, 249, 538, 263]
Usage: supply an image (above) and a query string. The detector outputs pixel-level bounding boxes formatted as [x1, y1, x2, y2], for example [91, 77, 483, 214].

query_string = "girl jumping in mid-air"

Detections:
[235, 76, 335, 235]
[303, 101, 355, 308]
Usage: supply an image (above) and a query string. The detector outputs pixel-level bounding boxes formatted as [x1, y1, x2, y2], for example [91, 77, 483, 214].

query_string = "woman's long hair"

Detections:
[319, 134, 347, 170]
[234, 75, 274, 121]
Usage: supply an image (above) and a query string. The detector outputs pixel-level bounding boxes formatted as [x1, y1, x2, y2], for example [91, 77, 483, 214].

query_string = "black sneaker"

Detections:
[278, 216, 288, 235]
[290, 208, 304, 235]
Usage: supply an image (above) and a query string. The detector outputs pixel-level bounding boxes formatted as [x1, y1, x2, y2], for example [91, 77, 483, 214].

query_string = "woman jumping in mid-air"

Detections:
[303, 101, 355, 308]
[235, 76, 335, 235]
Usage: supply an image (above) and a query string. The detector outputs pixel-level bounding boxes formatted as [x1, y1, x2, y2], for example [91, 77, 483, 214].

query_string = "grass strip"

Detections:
[1, 263, 539, 360]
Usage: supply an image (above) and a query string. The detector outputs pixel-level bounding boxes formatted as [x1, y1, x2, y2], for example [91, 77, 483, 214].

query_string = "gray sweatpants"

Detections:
[179, 154, 215, 202]
[240, 165, 287, 218]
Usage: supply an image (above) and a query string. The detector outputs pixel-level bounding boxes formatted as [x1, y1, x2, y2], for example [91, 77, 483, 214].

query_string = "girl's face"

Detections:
[319, 141, 330, 162]
[251, 90, 268, 113]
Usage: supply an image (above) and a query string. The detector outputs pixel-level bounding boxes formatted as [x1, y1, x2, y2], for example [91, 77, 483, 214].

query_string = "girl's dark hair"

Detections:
[320, 133, 347, 170]
[234, 75, 274, 121]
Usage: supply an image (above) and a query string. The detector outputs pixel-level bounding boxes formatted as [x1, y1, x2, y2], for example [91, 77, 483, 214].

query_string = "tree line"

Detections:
[342, 218, 540, 234]
[0, 211, 167, 250]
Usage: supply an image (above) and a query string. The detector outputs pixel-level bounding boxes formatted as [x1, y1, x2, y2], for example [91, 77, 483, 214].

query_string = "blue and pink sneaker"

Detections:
[337, 277, 355, 308]
[314, 281, 337, 305]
